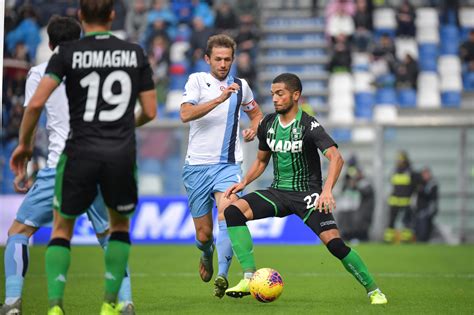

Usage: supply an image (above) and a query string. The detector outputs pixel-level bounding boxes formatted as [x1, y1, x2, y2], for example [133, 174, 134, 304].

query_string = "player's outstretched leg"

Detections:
[214, 220, 233, 298]
[97, 235, 135, 314]
[1, 234, 29, 315]
[224, 205, 256, 298]
[326, 238, 388, 305]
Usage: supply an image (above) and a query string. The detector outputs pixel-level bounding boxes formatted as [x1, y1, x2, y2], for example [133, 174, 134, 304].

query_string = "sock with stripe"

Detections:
[224, 205, 256, 273]
[97, 235, 133, 304]
[104, 232, 131, 304]
[45, 238, 71, 308]
[216, 220, 233, 277]
[4, 234, 29, 305]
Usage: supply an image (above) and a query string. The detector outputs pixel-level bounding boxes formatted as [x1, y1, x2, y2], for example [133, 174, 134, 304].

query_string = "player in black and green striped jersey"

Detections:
[222, 73, 388, 305]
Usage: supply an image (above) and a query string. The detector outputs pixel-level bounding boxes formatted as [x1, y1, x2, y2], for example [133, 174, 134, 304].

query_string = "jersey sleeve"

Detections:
[306, 117, 338, 154]
[240, 79, 256, 112]
[138, 49, 155, 92]
[45, 46, 66, 83]
[23, 68, 42, 107]
[181, 74, 200, 105]
[257, 116, 271, 151]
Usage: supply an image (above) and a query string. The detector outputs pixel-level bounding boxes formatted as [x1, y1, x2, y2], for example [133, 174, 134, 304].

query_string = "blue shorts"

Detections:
[182, 163, 242, 218]
[16, 168, 109, 234]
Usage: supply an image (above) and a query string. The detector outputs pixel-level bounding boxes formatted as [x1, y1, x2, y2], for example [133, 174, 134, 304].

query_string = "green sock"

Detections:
[104, 239, 130, 303]
[341, 249, 378, 292]
[45, 245, 71, 306]
[227, 226, 256, 272]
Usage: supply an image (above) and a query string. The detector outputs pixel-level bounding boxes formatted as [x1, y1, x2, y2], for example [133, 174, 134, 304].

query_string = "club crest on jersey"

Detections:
[291, 126, 302, 141]
[220, 86, 225, 91]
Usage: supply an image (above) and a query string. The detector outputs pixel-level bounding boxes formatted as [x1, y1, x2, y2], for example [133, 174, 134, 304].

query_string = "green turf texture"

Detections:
[1, 244, 473, 314]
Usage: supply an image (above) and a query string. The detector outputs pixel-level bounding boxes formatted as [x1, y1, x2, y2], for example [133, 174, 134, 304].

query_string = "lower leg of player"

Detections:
[326, 238, 378, 292]
[97, 235, 133, 306]
[45, 238, 71, 309]
[3, 234, 29, 305]
[104, 231, 131, 304]
[216, 220, 233, 277]
[224, 205, 256, 275]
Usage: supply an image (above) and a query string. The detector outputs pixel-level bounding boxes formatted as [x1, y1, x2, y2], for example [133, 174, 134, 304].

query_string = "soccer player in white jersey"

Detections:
[1, 16, 134, 315]
[180, 34, 263, 298]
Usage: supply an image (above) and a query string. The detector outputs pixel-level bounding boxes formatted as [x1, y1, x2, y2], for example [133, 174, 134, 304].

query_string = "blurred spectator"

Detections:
[415, 167, 438, 242]
[6, 5, 41, 62]
[214, 1, 239, 36]
[234, 0, 260, 26]
[143, 0, 177, 45]
[460, 30, 474, 68]
[148, 34, 171, 108]
[187, 16, 216, 66]
[236, 52, 256, 90]
[396, 54, 418, 89]
[126, 0, 150, 43]
[384, 151, 419, 243]
[3, 98, 24, 143]
[337, 156, 374, 242]
[327, 34, 352, 73]
[192, 0, 215, 28]
[111, 0, 127, 30]
[234, 19, 259, 58]
[326, 0, 356, 18]
[352, 0, 372, 51]
[370, 34, 396, 86]
[326, 4, 355, 40]
[396, 0, 416, 37]
[438, 0, 459, 26]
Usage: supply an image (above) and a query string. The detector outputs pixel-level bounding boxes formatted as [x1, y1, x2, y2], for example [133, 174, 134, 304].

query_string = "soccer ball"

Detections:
[249, 268, 284, 303]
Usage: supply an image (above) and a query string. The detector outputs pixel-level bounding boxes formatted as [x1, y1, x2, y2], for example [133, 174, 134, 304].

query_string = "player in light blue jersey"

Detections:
[1, 16, 134, 315]
[180, 34, 263, 298]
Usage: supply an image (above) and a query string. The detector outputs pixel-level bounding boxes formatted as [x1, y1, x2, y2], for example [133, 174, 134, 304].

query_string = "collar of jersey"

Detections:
[278, 107, 302, 129]
[85, 31, 113, 37]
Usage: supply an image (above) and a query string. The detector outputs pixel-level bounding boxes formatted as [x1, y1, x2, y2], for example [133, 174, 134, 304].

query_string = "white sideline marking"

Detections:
[22, 272, 474, 279]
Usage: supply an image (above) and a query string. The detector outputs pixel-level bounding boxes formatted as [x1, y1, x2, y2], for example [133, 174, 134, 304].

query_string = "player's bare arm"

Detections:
[225, 150, 271, 198]
[10, 76, 58, 176]
[180, 82, 240, 123]
[316, 146, 344, 213]
[135, 89, 157, 127]
[242, 103, 263, 142]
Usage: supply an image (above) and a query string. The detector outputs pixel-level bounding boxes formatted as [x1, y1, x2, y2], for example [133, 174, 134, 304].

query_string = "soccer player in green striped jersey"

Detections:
[222, 73, 387, 305]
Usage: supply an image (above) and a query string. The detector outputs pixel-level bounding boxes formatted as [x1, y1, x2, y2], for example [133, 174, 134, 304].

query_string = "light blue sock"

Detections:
[216, 220, 233, 278]
[195, 238, 214, 258]
[4, 234, 29, 303]
[97, 235, 133, 303]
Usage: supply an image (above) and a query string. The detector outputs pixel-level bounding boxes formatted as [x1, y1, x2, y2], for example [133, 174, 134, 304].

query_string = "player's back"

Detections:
[45, 32, 154, 160]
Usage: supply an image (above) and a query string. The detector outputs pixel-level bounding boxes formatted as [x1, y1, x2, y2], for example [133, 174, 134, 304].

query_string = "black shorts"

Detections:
[53, 153, 137, 218]
[241, 187, 338, 236]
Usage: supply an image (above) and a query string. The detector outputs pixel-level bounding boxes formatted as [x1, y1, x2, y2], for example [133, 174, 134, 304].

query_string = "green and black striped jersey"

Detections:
[257, 108, 337, 192]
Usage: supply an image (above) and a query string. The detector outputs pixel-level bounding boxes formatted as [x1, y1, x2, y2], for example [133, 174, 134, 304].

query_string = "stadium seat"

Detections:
[417, 72, 440, 108]
[373, 8, 396, 31]
[353, 72, 374, 93]
[438, 56, 462, 75]
[398, 89, 417, 108]
[463, 71, 474, 91]
[329, 128, 352, 143]
[459, 7, 474, 29]
[416, 8, 439, 28]
[138, 174, 163, 195]
[375, 88, 397, 105]
[328, 73, 353, 93]
[329, 93, 354, 108]
[440, 26, 460, 55]
[329, 106, 354, 124]
[352, 127, 376, 142]
[165, 90, 185, 113]
[373, 105, 397, 123]
[169, 74, 188, 90]
[416, 26, 440, 44]
[419, 56, 438, 72]
[440, 73, 463, 91]
[395, 38, 418, 60]
[441, 91, 462, 108]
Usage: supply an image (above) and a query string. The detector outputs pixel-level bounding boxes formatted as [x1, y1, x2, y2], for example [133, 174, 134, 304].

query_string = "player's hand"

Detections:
[242, 128, 256, 142]
[10, 144, 33, 193]
[315, 189, 336, 214]
[217, 83, 240, 103]
[225, 182, 246, 199]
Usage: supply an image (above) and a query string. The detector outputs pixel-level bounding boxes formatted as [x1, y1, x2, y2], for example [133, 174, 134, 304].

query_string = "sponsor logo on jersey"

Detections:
[72, 50, 138, 69]
[266, 139, 303, 153]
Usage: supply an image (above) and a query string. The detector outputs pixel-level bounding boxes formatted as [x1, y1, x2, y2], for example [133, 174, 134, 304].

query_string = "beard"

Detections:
[275, 103, 294, 115]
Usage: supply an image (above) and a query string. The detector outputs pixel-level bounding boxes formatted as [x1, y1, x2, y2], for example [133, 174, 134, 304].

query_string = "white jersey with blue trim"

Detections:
[182, 72, 254, 165]
[24, 62, 69, 168]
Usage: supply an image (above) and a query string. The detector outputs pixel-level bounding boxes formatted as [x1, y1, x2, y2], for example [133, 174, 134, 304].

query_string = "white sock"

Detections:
[244, 272, 254, 280]
[367, 288, 381, 297]
[5, 297, 20, 305]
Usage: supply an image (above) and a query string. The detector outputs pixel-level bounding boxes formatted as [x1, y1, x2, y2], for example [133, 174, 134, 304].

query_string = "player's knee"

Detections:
[224, 205, 247, 227]
[326, 238, 351, 260]
[8, 221, 36, 238]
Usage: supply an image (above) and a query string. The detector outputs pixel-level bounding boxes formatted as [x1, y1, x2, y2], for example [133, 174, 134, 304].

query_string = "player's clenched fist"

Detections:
[217, 82, 240, 103]
[225, 182, 246, 199]
[242, 128, 256, 142]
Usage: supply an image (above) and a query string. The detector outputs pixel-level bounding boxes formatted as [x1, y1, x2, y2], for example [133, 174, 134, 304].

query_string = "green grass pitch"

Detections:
[1, 244, 473, 314]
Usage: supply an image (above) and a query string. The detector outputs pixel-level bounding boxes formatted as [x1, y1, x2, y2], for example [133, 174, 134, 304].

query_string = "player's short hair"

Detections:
[80, 0, 115, 24]
[205, 34, 236, 57]
[272, 73, 303, 93]
[47, 16, 82, 49]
